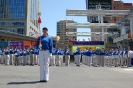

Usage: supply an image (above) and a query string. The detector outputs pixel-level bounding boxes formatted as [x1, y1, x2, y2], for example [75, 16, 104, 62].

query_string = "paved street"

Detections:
[0, 64, 133, 88]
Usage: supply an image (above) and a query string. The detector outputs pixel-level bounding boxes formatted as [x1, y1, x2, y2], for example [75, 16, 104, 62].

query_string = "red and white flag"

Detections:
[38, 17, 42, 24]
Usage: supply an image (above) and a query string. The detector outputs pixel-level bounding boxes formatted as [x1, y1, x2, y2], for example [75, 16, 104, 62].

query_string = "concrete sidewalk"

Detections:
[0, 64, 133, 88]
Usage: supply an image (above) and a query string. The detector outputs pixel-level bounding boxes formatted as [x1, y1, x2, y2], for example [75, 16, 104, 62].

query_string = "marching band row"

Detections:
[74, 47, 133, 67]
[0, 47, 39, 66]
[0, 47, 133, 67]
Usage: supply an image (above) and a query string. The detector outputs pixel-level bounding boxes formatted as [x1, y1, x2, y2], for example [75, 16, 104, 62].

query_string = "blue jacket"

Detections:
[73, 49, 81, 55]
[52, 49, 56, 55]
[64, 50, 70, 55]
[86, 50, 93, 56]
[10, 50, 15, 54]
[5, 50, 10, 55]
[23, 51, 27, 56]
[56, 49, 61, 55]
[36, 35, 53, 53]
[15, 52, 20, 57]
[100, 50, 106, 55]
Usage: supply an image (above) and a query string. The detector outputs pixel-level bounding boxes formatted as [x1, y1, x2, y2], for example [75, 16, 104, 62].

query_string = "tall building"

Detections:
[0, 0, 40, 38]
[56, 19, 77, 45]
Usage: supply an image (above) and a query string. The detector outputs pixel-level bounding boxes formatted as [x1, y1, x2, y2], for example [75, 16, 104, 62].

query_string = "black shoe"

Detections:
[39, 80, 45, 82]
[44, 80, 48, 82]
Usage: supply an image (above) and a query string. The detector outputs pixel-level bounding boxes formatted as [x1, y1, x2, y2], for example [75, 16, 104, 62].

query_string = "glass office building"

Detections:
[0, 0, 40, 37]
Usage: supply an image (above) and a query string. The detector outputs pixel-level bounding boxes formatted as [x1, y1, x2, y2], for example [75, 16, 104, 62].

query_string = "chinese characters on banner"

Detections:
[71, 41, 104, 45]
[10, 42, 24, 49]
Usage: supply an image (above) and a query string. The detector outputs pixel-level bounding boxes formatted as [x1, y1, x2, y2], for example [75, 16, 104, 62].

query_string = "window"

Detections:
[0, 22, 6, 26]
[17, 28, 24, 34]
[0, 28, 6, 31]
[7, 0, 26, 18]
[7, 28, 16, 33]
[8, 22, 25, 26]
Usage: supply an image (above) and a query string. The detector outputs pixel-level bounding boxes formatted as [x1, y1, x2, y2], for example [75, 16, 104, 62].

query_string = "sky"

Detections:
[39, 0, 133, 41]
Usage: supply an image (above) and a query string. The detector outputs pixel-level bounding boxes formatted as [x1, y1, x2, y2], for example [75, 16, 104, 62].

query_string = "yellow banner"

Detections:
[78, 46, 96, 51]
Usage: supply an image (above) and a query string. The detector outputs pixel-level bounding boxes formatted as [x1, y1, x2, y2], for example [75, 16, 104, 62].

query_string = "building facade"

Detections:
[0, 0, 40, 41]
[56, 19, 77, 46]
[86, 0, 113, 23]
[86, 0, 133, 48]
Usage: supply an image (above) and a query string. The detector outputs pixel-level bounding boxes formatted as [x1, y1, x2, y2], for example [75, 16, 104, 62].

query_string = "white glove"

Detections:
[39, 44, 42, 49]
[50, 53, 52, 57]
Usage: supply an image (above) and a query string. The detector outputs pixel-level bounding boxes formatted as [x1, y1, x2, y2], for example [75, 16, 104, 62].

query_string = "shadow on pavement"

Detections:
[7, 81, 41, 85]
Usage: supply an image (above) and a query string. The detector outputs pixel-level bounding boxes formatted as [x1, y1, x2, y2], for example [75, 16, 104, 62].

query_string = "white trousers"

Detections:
[92, 55, 96, 65]
[82, 55, 85, 64]
[26, 55, 30, 65]
[85, 56, 88, 65]
[34, 54, 38, 65]
[88, 56, 92, 66]
[65, 55, 70, 66]
[60, 55, 63, 65]
[5, 55, 10, 65]
[74, 55, 77, 64]
[52, 55, 56, 65]
[39, 50, 50, 81]
[10, 54, 14, 65]
[49, 55, 53, 66]
[23, 56, 26, 65]
[75, 55, 81, 66]
[74, 55, 76, 64]
[1, 55, 4, 64]
[56, 55, 61, 66]
[0, 55, 2, 64]
[19, 56, 23, 64]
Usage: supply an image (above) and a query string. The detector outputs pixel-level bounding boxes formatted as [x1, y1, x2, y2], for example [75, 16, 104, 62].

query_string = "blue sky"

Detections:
[40, 0, 133, 40]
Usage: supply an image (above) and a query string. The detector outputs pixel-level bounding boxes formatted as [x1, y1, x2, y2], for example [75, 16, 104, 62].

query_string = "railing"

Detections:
[113, 34, 128, 43]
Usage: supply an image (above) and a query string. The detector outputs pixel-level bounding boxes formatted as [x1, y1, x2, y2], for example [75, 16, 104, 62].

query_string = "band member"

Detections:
[123, 48, 127, 66]
[104, 50, 109, 66]
[23, 49, 27, 66]
[30, 46, 35, 66]
[127, 47, 132, 67]
[51, 48, 56, 65]
[92, 50, 96, 66]
[60, 48, 64, 65]
[81, 50, 85, 64]
[14, 51, 20, 66]
[100, 48, 105, 67]
[114, 49, 119, 67]
[5, 47, 10, 66]
[0, 48, 2, 64]
[36, 27, 53, 82]
[56, 48, 61, 66]
[73, 48, 81, 66]
[88, 48, 93, 67]
[26, 49, 30, 65]
[64, 47, 71, 66]
[9, 48, 15, 65]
